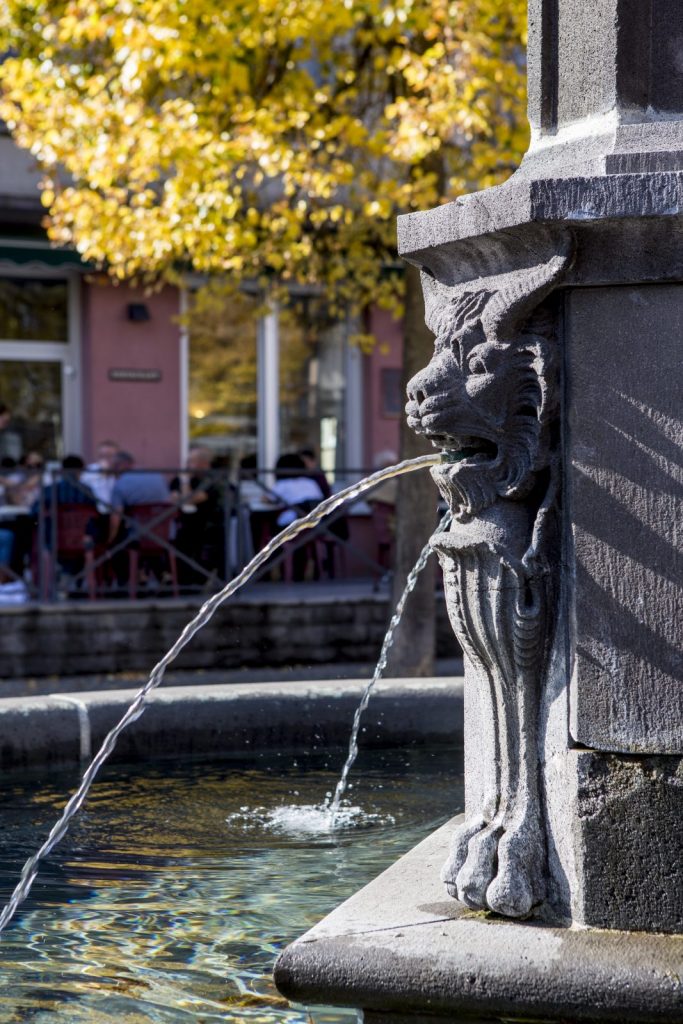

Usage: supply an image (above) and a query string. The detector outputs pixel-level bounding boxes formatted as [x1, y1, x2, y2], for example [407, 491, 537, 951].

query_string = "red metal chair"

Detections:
[125, 503, 179, 599]
[40, 503, 99, 601]
[282, 536, 321, 582]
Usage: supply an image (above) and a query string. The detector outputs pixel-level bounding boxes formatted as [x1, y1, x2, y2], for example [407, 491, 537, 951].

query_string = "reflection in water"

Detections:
[0, 747, 463, 1023]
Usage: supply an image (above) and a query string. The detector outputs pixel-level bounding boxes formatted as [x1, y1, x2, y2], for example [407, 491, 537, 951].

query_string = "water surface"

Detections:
[0, 747, 463, 1023]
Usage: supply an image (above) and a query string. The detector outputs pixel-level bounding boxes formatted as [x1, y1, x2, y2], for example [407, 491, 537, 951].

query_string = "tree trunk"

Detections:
[384, 262, 439, 678]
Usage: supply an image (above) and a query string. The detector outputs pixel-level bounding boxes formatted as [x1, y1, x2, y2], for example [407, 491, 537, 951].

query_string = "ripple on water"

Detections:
[0, 746, 463, 1023]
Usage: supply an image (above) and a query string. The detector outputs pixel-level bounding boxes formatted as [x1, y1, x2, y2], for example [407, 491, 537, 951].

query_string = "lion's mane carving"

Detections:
[407, 249, 567, 521]
[406, 233, 572, 918]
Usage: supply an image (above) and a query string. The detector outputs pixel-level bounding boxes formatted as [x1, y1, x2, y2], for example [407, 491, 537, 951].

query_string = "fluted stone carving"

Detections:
[406, 229, 573, 917]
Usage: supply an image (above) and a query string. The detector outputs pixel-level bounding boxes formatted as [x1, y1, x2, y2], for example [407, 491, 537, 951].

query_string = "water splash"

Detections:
[0, 452, 442, 935]
[227, 803, 394, 835]
[327, 508, 452, 819]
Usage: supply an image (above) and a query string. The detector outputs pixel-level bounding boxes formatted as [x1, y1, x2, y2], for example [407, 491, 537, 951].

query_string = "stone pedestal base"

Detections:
[570, 752, 683, 934]
[274, 817, 683, 1023]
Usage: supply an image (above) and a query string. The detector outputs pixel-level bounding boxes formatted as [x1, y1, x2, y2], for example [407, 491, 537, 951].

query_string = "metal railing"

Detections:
[0, 466, 395, 605]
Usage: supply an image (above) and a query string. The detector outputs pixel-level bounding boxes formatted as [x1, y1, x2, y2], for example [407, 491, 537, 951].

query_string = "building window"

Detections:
[187, 288, 353, 477]
[279, 299, 347, 477]
[0, 275, 73, 461]
[0, 277, 68, 341]
[380, 367, 403, 418]
[0, 360, 63, 460]
[187, 288, 258, 466]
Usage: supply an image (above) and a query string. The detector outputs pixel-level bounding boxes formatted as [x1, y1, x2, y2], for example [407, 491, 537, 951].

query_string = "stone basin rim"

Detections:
[0, 676, 465, 772]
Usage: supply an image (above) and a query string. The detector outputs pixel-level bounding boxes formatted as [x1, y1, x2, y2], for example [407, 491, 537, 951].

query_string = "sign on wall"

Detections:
[108, 368, 162, 383]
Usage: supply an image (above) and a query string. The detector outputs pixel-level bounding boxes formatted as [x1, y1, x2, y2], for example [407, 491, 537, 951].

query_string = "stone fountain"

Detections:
[275, 1, 683, 1020]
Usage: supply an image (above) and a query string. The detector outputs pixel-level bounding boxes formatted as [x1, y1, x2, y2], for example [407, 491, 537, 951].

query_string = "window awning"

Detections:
[0, 242, 86, 269]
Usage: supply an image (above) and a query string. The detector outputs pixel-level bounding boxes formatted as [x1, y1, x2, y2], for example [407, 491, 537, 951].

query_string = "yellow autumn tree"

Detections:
[0, 0, 528, 674]
[0, 0, 527, 321]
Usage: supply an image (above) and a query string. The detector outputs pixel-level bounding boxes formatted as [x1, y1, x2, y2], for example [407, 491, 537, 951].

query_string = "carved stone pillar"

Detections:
[275, 4, 683, 1019]
[398, 0, 683, 933]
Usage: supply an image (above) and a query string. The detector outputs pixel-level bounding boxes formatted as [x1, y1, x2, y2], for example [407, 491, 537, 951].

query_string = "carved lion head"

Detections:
[406, 242, 571, 521]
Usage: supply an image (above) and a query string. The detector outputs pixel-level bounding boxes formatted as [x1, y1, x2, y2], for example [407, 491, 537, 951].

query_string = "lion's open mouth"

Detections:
[427, 433, 498, 465]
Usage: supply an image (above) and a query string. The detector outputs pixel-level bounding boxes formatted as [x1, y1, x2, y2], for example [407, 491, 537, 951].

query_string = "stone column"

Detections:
[398, 0, 682, 933]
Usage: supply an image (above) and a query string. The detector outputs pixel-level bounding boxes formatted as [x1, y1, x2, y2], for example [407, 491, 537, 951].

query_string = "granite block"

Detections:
[572, 751, 683, 934]
[566, 285, 683, 753]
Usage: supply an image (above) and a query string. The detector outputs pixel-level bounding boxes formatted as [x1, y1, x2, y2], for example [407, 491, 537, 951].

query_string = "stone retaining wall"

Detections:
[0, 593, 459, 678]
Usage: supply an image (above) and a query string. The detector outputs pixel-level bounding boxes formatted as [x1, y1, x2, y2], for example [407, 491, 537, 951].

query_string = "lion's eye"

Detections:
[468, 355, 487, 375]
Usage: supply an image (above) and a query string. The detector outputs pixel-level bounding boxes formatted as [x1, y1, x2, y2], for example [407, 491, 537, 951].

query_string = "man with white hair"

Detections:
[108, 451, 169, 543]
[81, 439, 120, 512]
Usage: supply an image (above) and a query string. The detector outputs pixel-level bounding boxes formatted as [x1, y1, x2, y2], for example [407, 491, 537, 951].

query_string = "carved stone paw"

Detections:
[485, 817, 545, 917]
[443, 812, 545, 918]
[440, 814, 488, 900]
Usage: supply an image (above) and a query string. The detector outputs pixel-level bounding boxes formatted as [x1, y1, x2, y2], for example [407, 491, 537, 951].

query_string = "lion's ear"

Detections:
[481, 235, 573, 344]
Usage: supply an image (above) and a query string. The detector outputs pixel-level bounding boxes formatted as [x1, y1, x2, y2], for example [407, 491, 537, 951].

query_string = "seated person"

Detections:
[108, 450, 169, 543]
[299, 446, 348, 574]
[1, 452, 44, 575]
[8, 451, 45, 508]
[298, 447, 331, 499]
[111, 450, 169, 500]
[170, 445, 224, 585]
[269, 454, 324, 581]
[237, 453, 263, 507]
[0, 456, 20, 503]
[271, 453, 324, 527]
[108, 451, 170, 585]
[237, 453, 274, 558]
[81, 439, 120, 513]
[32, 455, 98, 580]
[32, 455, 96, 518]
[367, 449, 398, 569]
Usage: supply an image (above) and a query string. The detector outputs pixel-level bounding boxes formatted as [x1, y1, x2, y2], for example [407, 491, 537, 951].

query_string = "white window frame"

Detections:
[0, 261, 83, 456]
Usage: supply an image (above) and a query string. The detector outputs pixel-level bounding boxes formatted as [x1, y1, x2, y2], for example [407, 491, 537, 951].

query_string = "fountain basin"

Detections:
[0, 745, 464, 1022]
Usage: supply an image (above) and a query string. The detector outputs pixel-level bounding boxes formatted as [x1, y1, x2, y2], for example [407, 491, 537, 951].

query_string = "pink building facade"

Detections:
[81, 282, 184, 467]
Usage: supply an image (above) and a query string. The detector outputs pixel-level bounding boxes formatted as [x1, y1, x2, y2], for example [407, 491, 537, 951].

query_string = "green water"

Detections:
[0, 747, 463, 1023]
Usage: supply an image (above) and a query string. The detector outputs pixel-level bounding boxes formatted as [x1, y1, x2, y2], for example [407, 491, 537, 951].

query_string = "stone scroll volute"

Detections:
[405, 227, 573, 918]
